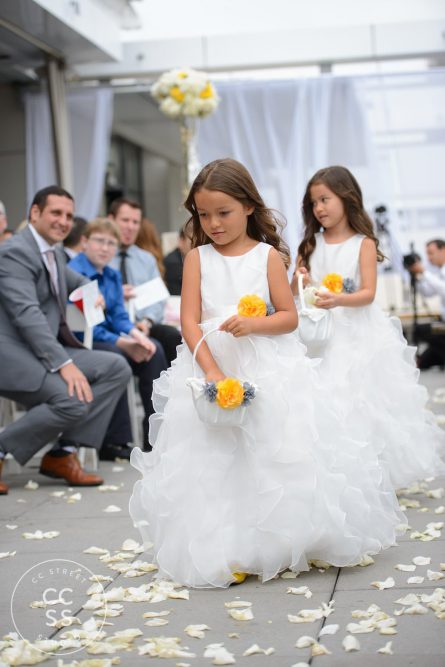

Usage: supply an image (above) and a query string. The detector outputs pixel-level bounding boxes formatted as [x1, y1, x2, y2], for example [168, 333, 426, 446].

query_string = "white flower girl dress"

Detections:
[308, 232, 445, 488]
[130, 241, 404, 588]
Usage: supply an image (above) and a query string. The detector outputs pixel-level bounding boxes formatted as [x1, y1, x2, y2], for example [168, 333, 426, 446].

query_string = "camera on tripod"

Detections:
[403, 251, 421, 271]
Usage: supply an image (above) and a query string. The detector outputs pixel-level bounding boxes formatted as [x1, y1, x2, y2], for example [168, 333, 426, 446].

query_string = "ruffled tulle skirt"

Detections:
[302, 304, 445, 489]
[130, 319, 405, 588]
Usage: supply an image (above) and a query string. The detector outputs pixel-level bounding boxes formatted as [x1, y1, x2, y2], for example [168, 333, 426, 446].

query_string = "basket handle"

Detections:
[297, 273, 309, 312]
[192, 326, 257, 378]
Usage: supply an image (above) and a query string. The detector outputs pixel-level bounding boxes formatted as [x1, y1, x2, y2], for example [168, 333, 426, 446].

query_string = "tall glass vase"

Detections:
[179, 116, 201, 198]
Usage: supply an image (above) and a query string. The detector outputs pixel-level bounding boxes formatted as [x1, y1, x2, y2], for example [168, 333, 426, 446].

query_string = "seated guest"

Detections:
[108, 198, 182, 366]
[164, 227, 192, 296]
[69, 218, 168, 454]
[408, 238, 445, 370]
[136, 217, 165, 277]
[0, 228, 13, 245]
[0, 186, 131, 495]
[64, 215, 88, 260]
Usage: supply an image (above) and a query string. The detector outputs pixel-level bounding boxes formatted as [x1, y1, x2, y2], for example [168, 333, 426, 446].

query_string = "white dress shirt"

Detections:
[418, 264, 445, 321]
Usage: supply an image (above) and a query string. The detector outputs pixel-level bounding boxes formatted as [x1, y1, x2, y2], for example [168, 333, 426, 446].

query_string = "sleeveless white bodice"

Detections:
[199, 242, 271, 321]
[310, 232, 365, 288]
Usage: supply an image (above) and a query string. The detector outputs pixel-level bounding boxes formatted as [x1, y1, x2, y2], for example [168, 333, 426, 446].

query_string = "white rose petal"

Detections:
[24, 480, 39, 490]
[395, 563, 416, 572]
[67, 492, 82, 503]
[83, 546, 110, 555]
[407, 576, 425, 584]
[295, 636, 316, 648]
[143, 610, 170, 618]
[434, 506, 445, 514]
[413, 556, 431, 565]
[204, 643, 235, 665]
[342, 635, 360, 652]
[395, 594, 419, 605]
[6, 524, 18, 529]
[311, 642, 331, 656]
[184, 624, 210, 639]
[22, 530, 59, 539]
[121, 538, 141, 551]
[358, 554, 375, 567]
[145, 618, 169, 626]
[281, 570, 298, 578]
[228, 608, 254, 621]
[0, 550, 16, 559]
[319, 624, 339, 636]
[224, 600, 252, 608]
[371, 577, 395, 590]
[103, 505, 122, 513]
[403, 604, 429, 615]
[427, 569, 444, 581]
[287, 586, 312, 597]
[242, 644, 274, 656]
[377, 641, 394, 655]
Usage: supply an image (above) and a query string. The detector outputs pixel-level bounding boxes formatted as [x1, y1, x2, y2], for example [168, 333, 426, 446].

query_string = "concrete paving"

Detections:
[1, 369, 444, 667]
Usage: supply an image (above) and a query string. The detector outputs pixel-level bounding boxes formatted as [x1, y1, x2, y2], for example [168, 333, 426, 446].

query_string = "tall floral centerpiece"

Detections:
[151, 68, 219, 195]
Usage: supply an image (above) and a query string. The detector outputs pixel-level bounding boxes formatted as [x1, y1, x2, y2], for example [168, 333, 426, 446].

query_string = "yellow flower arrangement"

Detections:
[321, 273, 343, 294]
[237, 294, 267, 318]
[151, 68, 219, 119]
[215, 378, 245, 410]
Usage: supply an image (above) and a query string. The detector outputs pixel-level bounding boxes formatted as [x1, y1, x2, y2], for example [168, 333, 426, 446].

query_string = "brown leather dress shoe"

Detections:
[0, 460, 9, 495]
[40, 452, 103, 486]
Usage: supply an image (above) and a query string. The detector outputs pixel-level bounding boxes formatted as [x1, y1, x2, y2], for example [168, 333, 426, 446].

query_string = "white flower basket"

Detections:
[297, 274, 333, 354]
[186, 328, 257, 428]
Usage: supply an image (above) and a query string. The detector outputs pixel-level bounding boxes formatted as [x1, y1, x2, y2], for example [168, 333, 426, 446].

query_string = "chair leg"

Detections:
[127, 379, 141, 448]
[78, 447, 98, 472]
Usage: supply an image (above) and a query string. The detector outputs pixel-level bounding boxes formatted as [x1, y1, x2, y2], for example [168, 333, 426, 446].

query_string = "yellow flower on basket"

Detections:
[321, 273, 343, 294]
[216, 378, 245, 410]
[237, 294, 267, 318]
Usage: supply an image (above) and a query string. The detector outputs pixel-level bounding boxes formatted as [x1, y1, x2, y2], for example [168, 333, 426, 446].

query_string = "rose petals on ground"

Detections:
[395, 564, 416, 572]
[286, 586, 312, 598]
[184, 624, 210, 639]
[83, 546, 110, 555]
[22, 530, 59, 539]
[204, 643, 235, 665]
[0, 551, 16, 559]
[358, 555, 375, 567]
[371, 577, 395, 590]
[242, 644, 274, 656]
[342, 635, 360, 651]
[24, 480, 39, 490]
[311, 642, 331, 656]
[377, 641, 394, 655]
[319, 624, 339, 636]
[427, 570, 444, 581]
[407, 576, 425, 584]
[224, 601, 252, 608]
[295, 636, 316, 648]
[227, 608, 254, 621]
[412, 556, 431, 565]
[103, 505, 122, 513]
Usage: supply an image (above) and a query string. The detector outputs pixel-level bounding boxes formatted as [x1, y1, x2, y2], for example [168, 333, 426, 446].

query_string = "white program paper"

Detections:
[132, 277, 170, 310]
[69, 280, 105, 327]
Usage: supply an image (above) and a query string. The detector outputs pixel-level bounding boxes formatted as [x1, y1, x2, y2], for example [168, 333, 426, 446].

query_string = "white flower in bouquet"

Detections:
[152, 68, 219, 119]
[303, 285, 319, 306]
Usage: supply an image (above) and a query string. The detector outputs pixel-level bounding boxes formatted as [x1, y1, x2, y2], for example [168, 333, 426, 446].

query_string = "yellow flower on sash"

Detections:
[237, 294, 267, 318]
[216, 378, 245, 410]
[321, 273, 343, 294]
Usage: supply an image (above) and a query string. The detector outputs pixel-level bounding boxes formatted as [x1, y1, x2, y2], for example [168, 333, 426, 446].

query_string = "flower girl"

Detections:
[130, 158, 404, 588]
[293, 165, 444, 489]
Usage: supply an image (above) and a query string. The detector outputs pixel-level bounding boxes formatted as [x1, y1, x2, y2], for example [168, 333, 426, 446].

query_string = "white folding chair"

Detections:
[66, 304, 98, 470]
[66, 304, 142, 452]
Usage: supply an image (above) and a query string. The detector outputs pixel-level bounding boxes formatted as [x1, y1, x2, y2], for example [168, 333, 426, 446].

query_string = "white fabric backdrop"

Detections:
[197, 77, 372, 264]
[25, 88, 113, 219]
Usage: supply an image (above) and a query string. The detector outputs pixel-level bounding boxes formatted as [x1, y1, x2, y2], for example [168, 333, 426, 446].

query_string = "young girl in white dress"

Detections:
[293, 165, 445, 490]
[130, 158, 404, 589]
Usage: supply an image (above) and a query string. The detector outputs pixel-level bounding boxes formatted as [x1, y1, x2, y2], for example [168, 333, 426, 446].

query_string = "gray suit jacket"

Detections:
[0, 226, 88, 392]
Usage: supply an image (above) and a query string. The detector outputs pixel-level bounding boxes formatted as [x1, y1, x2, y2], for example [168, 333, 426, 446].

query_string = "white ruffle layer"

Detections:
[130, 322, 405, 589]
[308, 304, 445, 489]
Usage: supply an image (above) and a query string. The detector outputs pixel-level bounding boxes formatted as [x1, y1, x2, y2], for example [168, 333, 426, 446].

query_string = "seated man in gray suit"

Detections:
[0, 186, 131, 495]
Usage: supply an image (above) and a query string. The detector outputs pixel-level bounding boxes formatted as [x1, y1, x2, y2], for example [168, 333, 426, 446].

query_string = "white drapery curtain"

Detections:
[197, 77, 372, 263]
[25, 88, 113, 219]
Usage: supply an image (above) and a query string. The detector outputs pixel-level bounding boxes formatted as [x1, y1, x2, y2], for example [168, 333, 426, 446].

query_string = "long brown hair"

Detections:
[184, 158, 291, 268]
[136, 218, 165, 277]
[298, 165, 384, 270]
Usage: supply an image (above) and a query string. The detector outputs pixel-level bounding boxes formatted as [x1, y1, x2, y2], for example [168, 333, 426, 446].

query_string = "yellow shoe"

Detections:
[232, 572, 248, 584]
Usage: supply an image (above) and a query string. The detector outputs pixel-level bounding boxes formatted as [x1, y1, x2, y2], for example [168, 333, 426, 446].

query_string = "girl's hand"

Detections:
[291, 266, 311, 292]
[219, 315, 255, 337]
[315, 290, 341, 309]
[205, 370, 225, 383]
